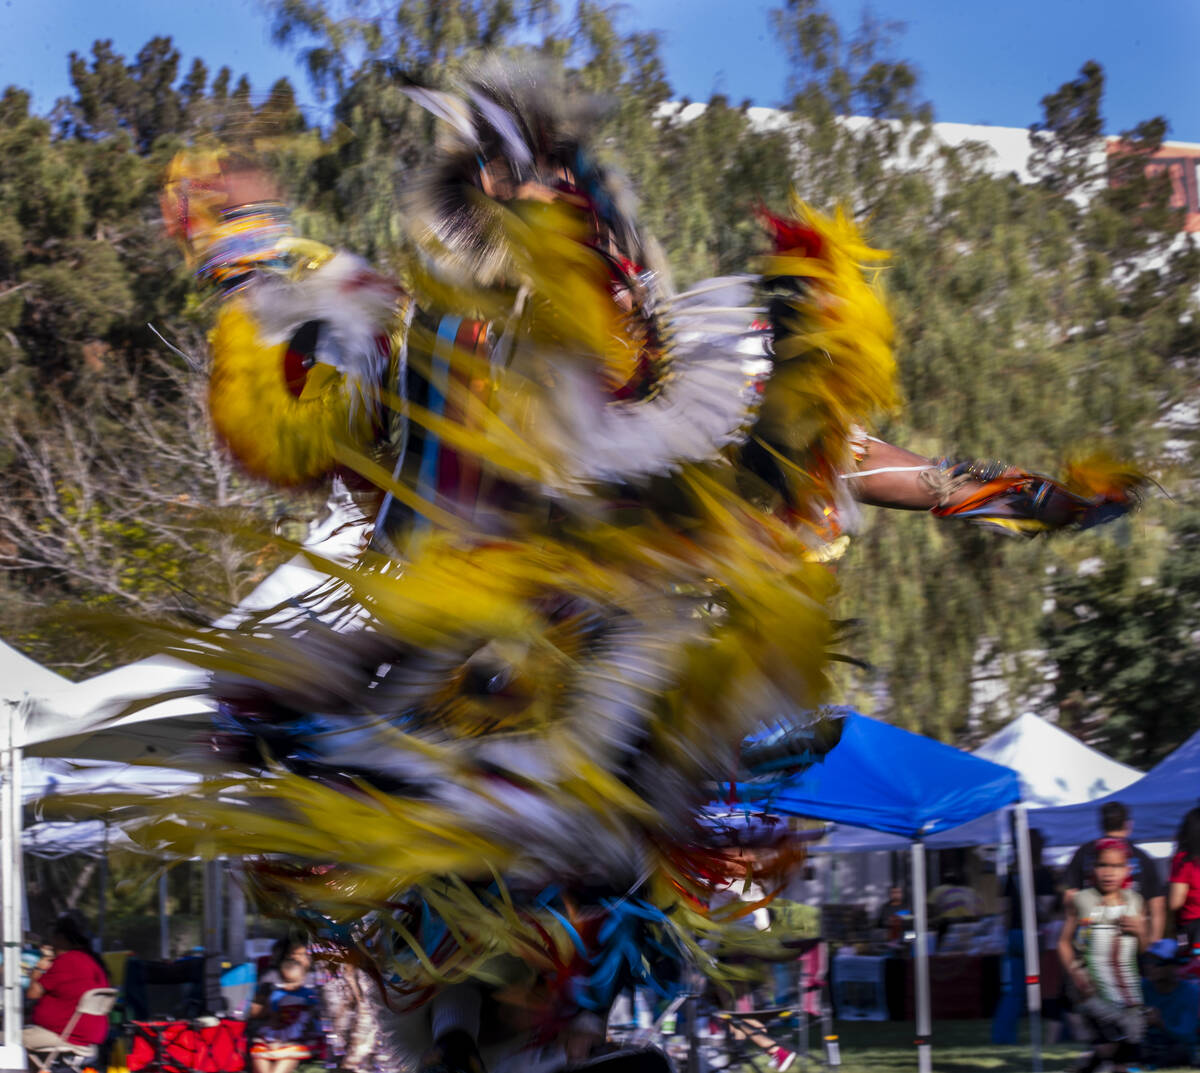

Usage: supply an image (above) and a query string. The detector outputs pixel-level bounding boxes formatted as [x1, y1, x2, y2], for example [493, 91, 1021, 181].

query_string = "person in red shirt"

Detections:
[1169, 808, 1200, 952]
[24, 915, 111, 1051]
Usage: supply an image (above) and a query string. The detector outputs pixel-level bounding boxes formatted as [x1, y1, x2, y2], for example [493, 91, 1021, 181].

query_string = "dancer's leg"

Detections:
[423, 984, 486, 1072]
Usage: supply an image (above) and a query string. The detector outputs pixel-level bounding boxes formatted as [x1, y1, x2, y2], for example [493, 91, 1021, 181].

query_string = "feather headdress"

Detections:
[403, 57, 659, 289]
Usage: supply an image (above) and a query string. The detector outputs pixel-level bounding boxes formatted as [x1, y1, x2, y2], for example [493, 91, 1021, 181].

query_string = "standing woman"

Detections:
[1168, 807, 1200, 952]
[24, 915, 110, 1053]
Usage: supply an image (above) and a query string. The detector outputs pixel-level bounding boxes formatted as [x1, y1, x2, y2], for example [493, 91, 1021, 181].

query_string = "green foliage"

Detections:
[1029, 59, 1105, 193]
[773, 0, 929, 122]
[1042, 503, 1200, 766]
[813, 47, 1198, 744]
[24, 241, 135, 349]
[0, 39, 306, 674]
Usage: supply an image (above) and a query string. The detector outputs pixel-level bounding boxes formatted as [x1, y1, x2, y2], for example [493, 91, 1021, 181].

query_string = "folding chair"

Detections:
[28, 987, 119, 1073]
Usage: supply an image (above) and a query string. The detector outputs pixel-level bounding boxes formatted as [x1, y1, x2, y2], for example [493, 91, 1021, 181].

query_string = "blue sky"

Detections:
[3, 0, 1197, 142]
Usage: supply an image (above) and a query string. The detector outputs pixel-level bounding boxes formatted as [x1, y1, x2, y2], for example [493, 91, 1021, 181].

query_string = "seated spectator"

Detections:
[248, 938, 312, 1038]
[875, 885, 909, 940]
[928, 864, 982, 940]
[23, 915, 111, 1054]
[1141, 939, 1198, 1069]
[248, 957, 322, 1073]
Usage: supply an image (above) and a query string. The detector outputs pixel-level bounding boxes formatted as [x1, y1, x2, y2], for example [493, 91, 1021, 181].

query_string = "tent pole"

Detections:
[1, 701, 26, 1073]
[996, 809, 1010, 884]
[796, 955, 808, 1067]
[1013, 804, 1043, 1073]
[820, 943, 840, 1067]
[685, 986, 699, 1073]
[202, 858, 225, 1016]
[227, 858, 246, 964]
[158, 870, 169, 960]
[911, 838, 932, 1073]
[203, 858, 223, 955]
[96, 822, 109, 951]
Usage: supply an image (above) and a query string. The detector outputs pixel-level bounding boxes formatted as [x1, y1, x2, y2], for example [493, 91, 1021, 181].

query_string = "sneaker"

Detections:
[772, 1046, 796, 1071]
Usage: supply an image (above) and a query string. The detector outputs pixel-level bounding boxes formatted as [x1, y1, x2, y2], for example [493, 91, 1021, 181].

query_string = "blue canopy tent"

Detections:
[738, 712, 1020, 836]
[726, 712, 1029, 1073]
[1029, 728, 1200, 846]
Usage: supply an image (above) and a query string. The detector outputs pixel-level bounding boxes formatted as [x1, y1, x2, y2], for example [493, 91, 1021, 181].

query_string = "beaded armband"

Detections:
[918, 457, 1011, 508]
[196, 201, 297, 294]
[924, 454, 1145, 536]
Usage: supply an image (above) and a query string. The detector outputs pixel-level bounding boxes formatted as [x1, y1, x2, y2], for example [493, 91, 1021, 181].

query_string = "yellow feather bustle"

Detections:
[758, 198, 899, 492]
[765, 202, 1147, 540]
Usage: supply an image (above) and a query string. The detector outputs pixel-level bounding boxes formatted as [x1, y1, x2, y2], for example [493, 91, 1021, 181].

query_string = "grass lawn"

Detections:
[704, 1018, 1192, 1073]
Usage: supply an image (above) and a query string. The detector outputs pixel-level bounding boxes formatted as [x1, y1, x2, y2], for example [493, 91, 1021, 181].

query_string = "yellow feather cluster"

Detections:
[1061, 449, 1146, 502]
[208, 301, 376, 486]
[758, 197, 898, 478]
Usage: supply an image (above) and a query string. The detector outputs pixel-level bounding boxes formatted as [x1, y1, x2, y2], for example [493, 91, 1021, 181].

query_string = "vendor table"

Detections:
[830, 955, 889, 1020]
[832, 953, 1002, 1020]
[899, 955, 1001, 1020]
[128, 1019, 246, 1073]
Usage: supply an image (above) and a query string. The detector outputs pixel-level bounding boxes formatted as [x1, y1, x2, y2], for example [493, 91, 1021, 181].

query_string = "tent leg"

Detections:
[1, 709, 25, 1073]
[202, 859, 225, 1015]
[685, 988, 699, 1073]
[911, 839, 932, 1073]
[203, 858, 223, 956]
[820, 943, 839, 1067]
[158, 871, 169, 960]
[1014, 804, 1043, 1073]
[796, 955, 808, 1068]
[96, 823, 109, 951]
[227, 859, 246, 964]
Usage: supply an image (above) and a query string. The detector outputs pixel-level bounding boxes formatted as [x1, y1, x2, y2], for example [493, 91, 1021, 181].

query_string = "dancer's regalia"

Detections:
[138, 61, 1141, 1071]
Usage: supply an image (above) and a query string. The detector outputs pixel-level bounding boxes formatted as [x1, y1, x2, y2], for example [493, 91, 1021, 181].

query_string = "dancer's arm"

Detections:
[1057, 898, 1090, 996]
[843, 437, 1142, 534]
[840, 440, 973, 511]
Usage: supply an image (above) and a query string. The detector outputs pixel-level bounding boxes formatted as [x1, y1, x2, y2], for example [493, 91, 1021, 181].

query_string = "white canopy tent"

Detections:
[2, 648, 213, 1071]
[1, 643, 80, 1072]
[1, 641, 74, 699]
[974, 711, 1143, 806]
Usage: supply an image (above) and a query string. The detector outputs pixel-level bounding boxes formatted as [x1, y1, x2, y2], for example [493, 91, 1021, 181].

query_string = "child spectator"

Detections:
[1065, 802, 1164, 942]
[1141, 939, 1199, 1069]
[248, 957, 322, 1073]
[1058, 838, 1148, 1073]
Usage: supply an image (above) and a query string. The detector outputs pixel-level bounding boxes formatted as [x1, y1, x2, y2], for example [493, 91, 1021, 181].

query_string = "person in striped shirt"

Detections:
[1058, 838, 1149, 1073]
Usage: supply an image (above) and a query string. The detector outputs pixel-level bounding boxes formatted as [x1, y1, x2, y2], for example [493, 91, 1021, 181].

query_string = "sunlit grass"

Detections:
[702, 1019, 1190, 1073]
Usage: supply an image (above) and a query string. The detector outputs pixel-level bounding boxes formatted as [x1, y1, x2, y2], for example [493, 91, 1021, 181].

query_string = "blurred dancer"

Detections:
[143, 59, 1144, 1073]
